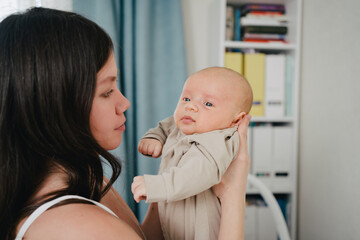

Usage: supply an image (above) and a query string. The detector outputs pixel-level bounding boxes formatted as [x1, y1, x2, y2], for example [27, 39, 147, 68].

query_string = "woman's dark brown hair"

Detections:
[0, 7, 121, 239]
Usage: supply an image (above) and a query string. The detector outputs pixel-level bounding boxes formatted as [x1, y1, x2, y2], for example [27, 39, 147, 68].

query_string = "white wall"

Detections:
[0, 0, 72, 21]
[181, 0, 360, 239]
[181, 0, 214, 75]
[298, 0, 360, 239]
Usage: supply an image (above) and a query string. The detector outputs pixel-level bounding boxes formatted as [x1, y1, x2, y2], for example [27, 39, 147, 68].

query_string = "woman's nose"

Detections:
[116, 92, 130, 114]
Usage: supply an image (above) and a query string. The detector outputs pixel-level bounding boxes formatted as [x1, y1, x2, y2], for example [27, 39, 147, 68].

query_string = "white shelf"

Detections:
[225, 41, 297, 50]
[251, 116, 295, 123]
[246, 189, 294, 195]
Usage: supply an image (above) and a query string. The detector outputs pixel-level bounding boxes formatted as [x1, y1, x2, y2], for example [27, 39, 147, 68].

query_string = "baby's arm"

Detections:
[138, 116, 175, 158]
[144, 129, 239, 203]
[132, 138, 162, 202]
[138, 138, 163, 158]
[131, 176, 147, 203]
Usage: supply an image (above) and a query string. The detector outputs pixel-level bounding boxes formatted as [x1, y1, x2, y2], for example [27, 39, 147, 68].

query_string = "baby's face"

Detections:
[174, 71, 243, 135]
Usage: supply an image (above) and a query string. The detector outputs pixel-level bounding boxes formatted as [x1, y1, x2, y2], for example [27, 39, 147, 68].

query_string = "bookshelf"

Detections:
[208, 0, 302, 239]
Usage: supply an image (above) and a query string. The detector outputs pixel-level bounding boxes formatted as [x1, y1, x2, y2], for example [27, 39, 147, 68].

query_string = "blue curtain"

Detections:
[73, 0, 187, 221]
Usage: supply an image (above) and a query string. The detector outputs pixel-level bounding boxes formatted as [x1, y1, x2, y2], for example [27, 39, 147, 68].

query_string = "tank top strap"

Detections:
[15, 195, 118, 240]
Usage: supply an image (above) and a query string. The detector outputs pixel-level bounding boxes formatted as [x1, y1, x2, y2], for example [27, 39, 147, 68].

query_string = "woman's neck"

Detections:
[33, 166, 68, 201]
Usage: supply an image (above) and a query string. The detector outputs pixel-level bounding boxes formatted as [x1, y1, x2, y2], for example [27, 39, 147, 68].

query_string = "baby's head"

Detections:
[174, 67, 253, 135]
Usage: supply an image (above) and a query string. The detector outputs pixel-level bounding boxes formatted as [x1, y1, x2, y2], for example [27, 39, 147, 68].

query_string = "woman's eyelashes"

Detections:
[103, 89, 114, 98]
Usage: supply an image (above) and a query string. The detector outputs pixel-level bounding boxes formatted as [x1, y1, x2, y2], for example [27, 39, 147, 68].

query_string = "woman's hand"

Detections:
[213, 114, 251, 202]
[213, 114, 251, 240]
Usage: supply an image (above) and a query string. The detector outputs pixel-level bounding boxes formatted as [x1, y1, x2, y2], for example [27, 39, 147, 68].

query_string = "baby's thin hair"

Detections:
[200, 67, 253, 113]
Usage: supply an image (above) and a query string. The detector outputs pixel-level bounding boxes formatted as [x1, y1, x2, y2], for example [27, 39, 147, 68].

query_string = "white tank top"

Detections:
[15, 195, 118, 240]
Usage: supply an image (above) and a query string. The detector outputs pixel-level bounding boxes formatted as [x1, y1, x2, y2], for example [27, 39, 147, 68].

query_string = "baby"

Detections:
[132, 67, 253, 240]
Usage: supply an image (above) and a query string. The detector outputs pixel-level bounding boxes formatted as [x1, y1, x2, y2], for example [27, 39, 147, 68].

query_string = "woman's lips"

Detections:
[115, 124, 126, 132]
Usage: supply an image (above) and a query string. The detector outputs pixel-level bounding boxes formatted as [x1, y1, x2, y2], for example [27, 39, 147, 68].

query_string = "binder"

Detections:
[257, 205, 278, 240]
[247, 125, 253, 159]
[251, 124, 293, 191]
[244, 53, 266, 116]
[272, 126, 292, 190]
[265, 54, 286, 117]
[244, 205, 257, 240]
[252, 124, 272, 187]
[247, 125, 253, 190]
[224, 51, 243, 74]
[285, 55, 294, 116]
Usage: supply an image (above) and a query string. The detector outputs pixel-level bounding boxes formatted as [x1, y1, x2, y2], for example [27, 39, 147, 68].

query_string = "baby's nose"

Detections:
[185, 102, 198, 111]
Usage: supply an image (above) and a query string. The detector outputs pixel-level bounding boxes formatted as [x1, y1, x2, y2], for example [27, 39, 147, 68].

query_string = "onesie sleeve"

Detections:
[144, 127, 239, 202]
[141, 116, 175, 144]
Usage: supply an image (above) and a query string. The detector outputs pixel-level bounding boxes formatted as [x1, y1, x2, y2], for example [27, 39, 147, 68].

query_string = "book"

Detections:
[244, 11, 284, 16]
[234, 7, 242, 41]
[241, 3, 286, 15]
[265, 54, 286, 117]
[243, 39, 287, 43]
[225, 6, 234, 40]
[243, 33, 286, 40]
[244, 53, 266, 116]
[243, 26, 288, 34]
[224, 51, 243, 74]
[241, 14, 288, 27]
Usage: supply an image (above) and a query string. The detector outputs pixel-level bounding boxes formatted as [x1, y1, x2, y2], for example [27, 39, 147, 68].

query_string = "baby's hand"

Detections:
[138, 138, 163, 158]
[131, 176, 147, 203]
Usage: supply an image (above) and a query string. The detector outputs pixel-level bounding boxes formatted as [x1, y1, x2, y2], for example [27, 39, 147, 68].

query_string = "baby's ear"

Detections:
[231, 111, 247, 126]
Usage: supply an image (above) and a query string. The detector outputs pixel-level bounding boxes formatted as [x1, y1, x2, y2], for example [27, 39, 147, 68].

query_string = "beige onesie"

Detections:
[143, 116, 239, 240]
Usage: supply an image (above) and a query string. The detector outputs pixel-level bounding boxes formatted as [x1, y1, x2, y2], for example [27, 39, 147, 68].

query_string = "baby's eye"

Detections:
[183, 97, 190, 102]
[204, 102, 213, 107]
[103, 89, 114, 97]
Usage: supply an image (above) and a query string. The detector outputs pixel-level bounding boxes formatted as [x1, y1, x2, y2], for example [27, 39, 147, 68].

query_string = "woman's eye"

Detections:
[103, 89, 114, 97]
[183, 97, 190, 102]
[205, 102, 213, 107]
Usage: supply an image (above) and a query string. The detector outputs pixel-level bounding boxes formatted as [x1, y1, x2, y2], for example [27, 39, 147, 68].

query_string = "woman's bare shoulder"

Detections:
[22, 203, 142, 240]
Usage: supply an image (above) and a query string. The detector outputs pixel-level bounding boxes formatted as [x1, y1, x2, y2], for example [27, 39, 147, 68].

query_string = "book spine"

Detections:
[243, 26, 288, 34]
[242, 4, 286, 15]
[243, 33, 286, 40]
[243, 39, 287, 43]
[225, 6, 234, 40]
[234, 7, 242, 41]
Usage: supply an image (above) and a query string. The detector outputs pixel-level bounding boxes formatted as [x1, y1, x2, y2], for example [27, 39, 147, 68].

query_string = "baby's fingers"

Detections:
[138, 141, 147, 154]
[131, 176, 142, 193]
[152, 144, 162, 158]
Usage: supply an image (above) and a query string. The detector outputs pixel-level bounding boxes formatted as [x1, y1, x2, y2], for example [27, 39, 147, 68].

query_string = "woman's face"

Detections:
[90, 52, 130, 150]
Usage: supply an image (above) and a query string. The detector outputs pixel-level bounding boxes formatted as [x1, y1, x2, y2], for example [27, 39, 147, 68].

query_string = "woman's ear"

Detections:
[231, 111, 247, 127]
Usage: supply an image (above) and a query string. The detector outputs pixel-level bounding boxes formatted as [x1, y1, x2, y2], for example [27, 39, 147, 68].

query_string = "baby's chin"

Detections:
[178, 126, 196, 135]
[180, 127, 207, 135]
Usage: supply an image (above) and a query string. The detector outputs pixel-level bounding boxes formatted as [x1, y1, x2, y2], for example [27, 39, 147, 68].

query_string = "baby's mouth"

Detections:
[181, 115, 195, 122]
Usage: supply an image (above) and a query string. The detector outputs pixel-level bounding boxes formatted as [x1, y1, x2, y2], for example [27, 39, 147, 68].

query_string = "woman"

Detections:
[0, 7, 251, 239]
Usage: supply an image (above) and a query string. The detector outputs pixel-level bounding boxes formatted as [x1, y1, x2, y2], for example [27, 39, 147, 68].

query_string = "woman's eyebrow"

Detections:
[98, 70, 119, 85]
[98, 76, 117, 85]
